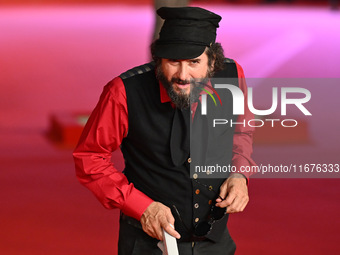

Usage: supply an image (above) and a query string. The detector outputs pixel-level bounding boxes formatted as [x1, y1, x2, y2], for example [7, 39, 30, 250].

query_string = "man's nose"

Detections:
[177, 63, 189, 82]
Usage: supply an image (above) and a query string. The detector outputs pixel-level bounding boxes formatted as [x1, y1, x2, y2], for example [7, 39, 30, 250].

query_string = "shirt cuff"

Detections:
[121, 187, 154, 220]
[232, 157, 256, 184]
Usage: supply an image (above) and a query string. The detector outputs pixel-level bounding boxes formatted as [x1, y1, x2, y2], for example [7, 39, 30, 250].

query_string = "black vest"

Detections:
[120, 59, 239, 242]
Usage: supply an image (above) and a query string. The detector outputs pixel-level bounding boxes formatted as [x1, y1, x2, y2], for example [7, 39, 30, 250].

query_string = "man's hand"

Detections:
[215, 173, 249, 213]
[140, 202, 181, 240]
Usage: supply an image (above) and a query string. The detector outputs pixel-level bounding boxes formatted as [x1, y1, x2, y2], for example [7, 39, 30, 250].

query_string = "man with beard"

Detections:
[73, 6, 256, 255]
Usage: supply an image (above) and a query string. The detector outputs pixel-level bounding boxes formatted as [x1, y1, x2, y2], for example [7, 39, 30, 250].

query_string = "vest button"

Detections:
[187, 157, 191, 163]
[195, 217, 199, 223]
[208, 200, 212, 205]
[195, 189, 200, 195]
[193, 173, 198, 179]
[194, 203, 199, 209]
[208, 185, 213, 191]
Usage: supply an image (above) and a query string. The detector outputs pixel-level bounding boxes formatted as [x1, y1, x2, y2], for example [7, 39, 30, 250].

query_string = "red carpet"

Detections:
[1, 4, 339, 255]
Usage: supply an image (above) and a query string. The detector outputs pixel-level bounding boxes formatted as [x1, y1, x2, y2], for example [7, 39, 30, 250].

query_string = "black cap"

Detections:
[154, 7, 222, 59]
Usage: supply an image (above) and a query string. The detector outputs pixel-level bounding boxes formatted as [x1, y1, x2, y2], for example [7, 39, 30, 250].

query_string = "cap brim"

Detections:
[154, 43, 206, 60]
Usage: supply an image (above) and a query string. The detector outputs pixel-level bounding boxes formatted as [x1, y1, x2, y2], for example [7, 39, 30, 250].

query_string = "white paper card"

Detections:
[162, 224, 179, 255]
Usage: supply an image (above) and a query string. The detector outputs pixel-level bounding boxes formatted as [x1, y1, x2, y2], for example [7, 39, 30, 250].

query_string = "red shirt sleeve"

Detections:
[232, 62, 257, 182]
[73, 77, 153, 220]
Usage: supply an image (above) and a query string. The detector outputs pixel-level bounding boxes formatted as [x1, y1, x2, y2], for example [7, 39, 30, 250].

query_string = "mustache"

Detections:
[171, 77, 190, 85]
[171, 78, 210, 88]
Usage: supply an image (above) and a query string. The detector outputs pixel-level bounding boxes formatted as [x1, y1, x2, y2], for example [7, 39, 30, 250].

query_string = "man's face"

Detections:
[157, 51, 213, 108]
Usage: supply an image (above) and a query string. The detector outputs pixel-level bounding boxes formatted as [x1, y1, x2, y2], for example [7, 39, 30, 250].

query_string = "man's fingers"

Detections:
[163, 223, 181, 239]
[225, 194, 249, 213]
[216, 188, 249, 213]
[166, 209, 175, 226]
[142, 220, 161, 240]
[140, 202, 180, 240]
[216, 193, 235, 208]
[215, 174, 249, 213]
[159, 214, 180, 239]
[163, 208, 180, 239]
[226, 198, 239, 213]
[217, 183, 228, 202]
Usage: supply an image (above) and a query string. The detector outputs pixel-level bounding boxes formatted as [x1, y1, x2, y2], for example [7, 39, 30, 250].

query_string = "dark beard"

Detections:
[156, 67, 212, 109]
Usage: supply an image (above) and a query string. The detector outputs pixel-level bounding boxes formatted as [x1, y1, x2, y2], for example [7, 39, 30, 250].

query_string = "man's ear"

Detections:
[209, 54, 216, 72]
[211, 56, 216, 69]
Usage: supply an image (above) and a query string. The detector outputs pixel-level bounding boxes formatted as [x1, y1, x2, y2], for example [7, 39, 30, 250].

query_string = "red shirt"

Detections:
[73, 61, 256, 221]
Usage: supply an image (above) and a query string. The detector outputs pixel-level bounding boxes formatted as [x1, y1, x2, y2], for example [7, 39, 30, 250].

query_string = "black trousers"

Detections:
[118, 216, 236, 255]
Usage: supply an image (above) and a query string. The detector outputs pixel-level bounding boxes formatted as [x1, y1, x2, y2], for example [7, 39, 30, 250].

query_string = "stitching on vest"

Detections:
[120, 62, 155, 80]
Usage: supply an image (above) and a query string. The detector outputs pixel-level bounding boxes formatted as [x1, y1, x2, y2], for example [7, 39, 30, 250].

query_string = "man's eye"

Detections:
[191, 60, 200, 64]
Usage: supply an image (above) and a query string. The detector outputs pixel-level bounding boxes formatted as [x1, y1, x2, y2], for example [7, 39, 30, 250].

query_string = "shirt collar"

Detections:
[159, 81, 172, 103]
